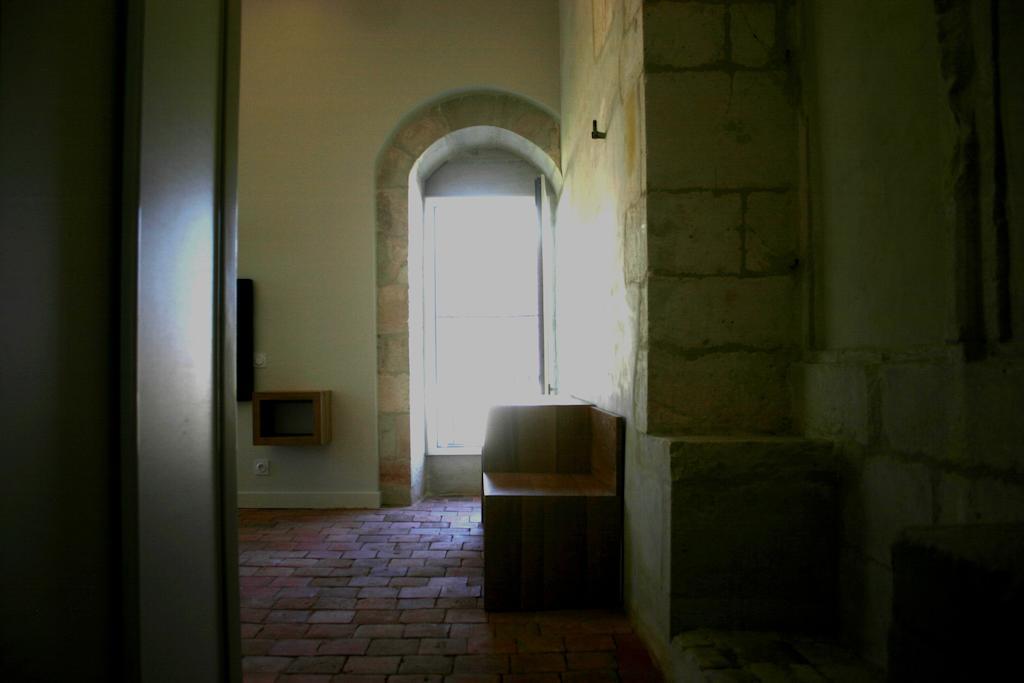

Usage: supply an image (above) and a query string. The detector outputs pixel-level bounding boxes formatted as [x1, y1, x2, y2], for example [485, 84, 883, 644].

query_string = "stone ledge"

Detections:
[889, 523, 1024, 681]
[666, 436, 834, 482]
[670, 630, 881, 682]
[666, 436, 838, 633]
[647, 347, 794, 434]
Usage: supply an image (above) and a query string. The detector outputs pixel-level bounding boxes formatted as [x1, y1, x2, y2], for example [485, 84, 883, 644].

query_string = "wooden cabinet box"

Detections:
[482, 400, 624, 611]
[252, 391, 331, 446]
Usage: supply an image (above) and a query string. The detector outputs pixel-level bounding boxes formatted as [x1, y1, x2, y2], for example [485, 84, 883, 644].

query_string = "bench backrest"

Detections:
[482, 402, 624, 494]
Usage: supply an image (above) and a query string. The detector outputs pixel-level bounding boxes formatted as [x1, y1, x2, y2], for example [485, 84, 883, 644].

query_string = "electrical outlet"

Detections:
[253, 458, 270, 476]
[254, 352, 267, 368]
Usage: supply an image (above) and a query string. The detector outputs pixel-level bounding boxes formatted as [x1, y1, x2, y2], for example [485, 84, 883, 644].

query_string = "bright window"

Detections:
[424, 195, 544, 453]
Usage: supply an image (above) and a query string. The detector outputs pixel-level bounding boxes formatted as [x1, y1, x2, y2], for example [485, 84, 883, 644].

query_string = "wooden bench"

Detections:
[481, 398, 625, 611]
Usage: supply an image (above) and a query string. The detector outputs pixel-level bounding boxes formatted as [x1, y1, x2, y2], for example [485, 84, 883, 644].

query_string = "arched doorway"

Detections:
[375, 91, 561, 505]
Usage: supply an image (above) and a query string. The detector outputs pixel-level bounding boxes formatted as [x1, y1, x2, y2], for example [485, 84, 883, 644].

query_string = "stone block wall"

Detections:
[556, 0, 819, 673]
[555, 0, 1024, 677]
[625, 434, 673, 666]
[796, 351, 1024, 666]
[797, 0, 1024, 669]
[642, 0, 799, 435]
[669, 437, 837, 633]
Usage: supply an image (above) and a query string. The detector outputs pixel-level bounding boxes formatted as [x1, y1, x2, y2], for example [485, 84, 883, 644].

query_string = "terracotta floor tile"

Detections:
[341, 655, 400, 674]
[237, 499, 664, 681]
[284, 655, 347, 674]
[418, 637, 468, 655]
[563, 633, 616, 652]
[315, 597, 357, 610]
[388, 675, 443, 683]
[562, 670, 619, 682]
[267, 610, 311, 623]
[241, 673, 277, 683]
[268, 638, 322, 656]
[328, 675, 386, 683]
[354, 624, 404, 639]
[275, 597, 317, 609]
[566, 650, 617, 670]
[241, 655, 291, 672]
[365, 638, 420, 656]
[352, 609, 400, 624]
[306, 624, 356, 639]
[355, 598, 398, 610]
[435, 597, 479, 609]
[466, 635, 517, 655]
[449, 624, 493, 641]
[349, 576, 390, 587]
[401, 608, 445, 623]
[451, 654, 508, 675]
[390, 577, 430, 587]
[317, 637, 369, 655]
[404, 623, 450, 638]
[240, 623, 262, 638]
[503, 674, 560, 683]
[397, 598, 437, 610]
[509, 652, 566, 674]
[493, 623, 540, 640]
[309, 610, 355, 624]
[397, 654, 454, 674]
[241, 639, 273, 656]
[442, 675, 500, 683]
[514, 634, 564, 653]
[444, 608, 486, 623]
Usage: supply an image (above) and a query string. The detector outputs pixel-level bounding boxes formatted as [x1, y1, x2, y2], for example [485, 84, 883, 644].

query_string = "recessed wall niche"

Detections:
[252, 391, 331, 446]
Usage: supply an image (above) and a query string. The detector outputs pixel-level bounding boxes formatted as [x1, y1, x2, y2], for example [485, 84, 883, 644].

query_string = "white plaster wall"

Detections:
[556, 0, 644, 423]
[236, 0, 560, 506]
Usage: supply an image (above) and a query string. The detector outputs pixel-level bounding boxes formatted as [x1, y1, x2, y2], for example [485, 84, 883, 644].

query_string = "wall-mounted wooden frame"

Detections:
[252, 390, 331, 446]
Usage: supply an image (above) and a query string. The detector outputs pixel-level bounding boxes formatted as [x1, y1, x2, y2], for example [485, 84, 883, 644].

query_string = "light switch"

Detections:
[254, 352, 267, 368]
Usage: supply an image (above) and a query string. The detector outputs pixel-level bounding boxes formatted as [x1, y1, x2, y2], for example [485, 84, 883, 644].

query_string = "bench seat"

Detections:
[483, 472, 616, 497]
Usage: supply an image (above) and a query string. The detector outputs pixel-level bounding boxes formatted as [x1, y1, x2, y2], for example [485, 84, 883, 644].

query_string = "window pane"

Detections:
[433, 197, 539, 317]
[428, 196, 543, 450]
[433, 316, 540, 448]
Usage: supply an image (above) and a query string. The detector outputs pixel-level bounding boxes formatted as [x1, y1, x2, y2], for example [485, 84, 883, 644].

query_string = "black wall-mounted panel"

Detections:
[237, 278, 254, 401]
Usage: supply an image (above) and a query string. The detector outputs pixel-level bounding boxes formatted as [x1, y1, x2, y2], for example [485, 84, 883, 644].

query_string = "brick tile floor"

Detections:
[239, 497, 663, 682]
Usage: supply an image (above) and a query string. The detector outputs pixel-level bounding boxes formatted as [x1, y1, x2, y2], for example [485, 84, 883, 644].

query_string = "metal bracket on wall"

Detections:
[591, 119, 607, 139]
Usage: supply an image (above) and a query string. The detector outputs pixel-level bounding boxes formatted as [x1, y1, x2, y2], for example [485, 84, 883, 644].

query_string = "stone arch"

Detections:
[375, 90, 561, 506]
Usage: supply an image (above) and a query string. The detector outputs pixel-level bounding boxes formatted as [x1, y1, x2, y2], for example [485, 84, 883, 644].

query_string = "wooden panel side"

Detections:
[589, 408, 624, 492]
[519, 497, 545, 610]
[585, 496, 623, 607]
[483, 495, 521, 611]
[541, 497, 586, 609]
[482, 406, 517, 473]
[555, 404, 592, 474]
[515, 406, 557, 473]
